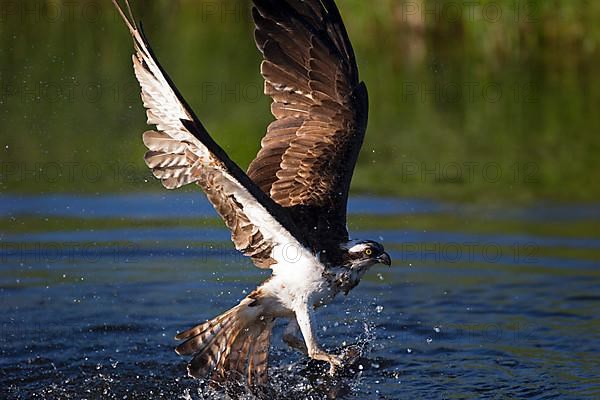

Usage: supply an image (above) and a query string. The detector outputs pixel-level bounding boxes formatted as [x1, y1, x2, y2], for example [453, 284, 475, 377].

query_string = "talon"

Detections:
[309, 349, 344, 375]
[327, 355, 343, 376]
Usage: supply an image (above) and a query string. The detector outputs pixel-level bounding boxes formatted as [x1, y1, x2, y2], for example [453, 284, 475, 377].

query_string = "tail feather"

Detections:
[175, 311, 238, 356]
[247, 325, 271, 385]
[175, 304, 238, 341]
[227, 332, 253, 378]
[175, 299, 274, 385]
[213, 325, 247, 379]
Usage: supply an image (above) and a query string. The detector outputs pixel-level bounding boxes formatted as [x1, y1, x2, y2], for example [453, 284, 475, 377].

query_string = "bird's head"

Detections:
[342, 240, 392, 270]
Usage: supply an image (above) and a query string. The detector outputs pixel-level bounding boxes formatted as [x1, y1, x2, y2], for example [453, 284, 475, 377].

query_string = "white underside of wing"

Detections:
[116, 7, 319, 271]
[132, 51, 208, 159]
[219, 174, 317, 267]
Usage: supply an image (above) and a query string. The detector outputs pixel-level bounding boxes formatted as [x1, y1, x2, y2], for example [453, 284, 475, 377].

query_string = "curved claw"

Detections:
[326, 354, 343, 376]
[310, 349, 343, 375]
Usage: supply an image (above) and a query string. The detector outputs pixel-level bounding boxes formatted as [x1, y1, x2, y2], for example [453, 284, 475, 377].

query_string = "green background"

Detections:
[1, 0, 599, 203]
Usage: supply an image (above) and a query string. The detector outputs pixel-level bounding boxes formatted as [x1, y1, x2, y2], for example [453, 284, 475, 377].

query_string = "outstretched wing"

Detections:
[112, 0, 307, 268]
[247, 0, 369, 250]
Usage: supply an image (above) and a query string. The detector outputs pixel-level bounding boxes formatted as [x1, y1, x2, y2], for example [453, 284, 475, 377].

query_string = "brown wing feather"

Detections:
[248, 0, 369, 250]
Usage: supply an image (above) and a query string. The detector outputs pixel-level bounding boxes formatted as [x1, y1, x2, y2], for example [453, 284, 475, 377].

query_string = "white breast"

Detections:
[263, 245, 332, 311]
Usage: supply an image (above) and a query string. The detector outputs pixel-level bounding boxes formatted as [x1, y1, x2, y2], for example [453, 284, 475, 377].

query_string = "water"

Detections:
[1, 194, 599, 399]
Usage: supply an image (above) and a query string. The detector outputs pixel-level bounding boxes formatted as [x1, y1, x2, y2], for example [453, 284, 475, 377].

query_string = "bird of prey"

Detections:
[112, 0, 391, 386]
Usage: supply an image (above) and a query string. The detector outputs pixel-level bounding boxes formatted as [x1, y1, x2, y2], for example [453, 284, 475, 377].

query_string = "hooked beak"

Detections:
[378, 252, 392, 266]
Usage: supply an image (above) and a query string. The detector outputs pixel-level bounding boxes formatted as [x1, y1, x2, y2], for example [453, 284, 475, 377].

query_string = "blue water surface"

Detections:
[1, 194, 599, 399]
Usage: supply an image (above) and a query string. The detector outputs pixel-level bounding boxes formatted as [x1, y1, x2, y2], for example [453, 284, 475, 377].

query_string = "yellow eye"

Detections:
[365, 249, 373, 256]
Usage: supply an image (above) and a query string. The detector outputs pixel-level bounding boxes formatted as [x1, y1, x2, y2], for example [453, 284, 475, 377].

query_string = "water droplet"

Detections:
[426, 337, 433, 344]
[406, 348, 412, 353]
[375, 305, 384, 313]
[434, 326, 441, 333]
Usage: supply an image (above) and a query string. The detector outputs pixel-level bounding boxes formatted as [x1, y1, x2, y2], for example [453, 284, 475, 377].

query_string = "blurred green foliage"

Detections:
[0, 0, 599, 203]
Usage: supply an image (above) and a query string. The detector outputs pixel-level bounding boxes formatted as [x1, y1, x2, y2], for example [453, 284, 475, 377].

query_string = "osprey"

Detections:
[112, 0, 391, 386]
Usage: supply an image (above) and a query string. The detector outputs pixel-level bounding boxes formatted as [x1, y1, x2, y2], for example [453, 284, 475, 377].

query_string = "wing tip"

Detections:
[112, 0, 137, 33]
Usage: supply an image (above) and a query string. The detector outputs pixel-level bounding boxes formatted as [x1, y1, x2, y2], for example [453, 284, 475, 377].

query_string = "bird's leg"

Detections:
[283, 318, 308, 354]
[295, 306, 342, 375]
